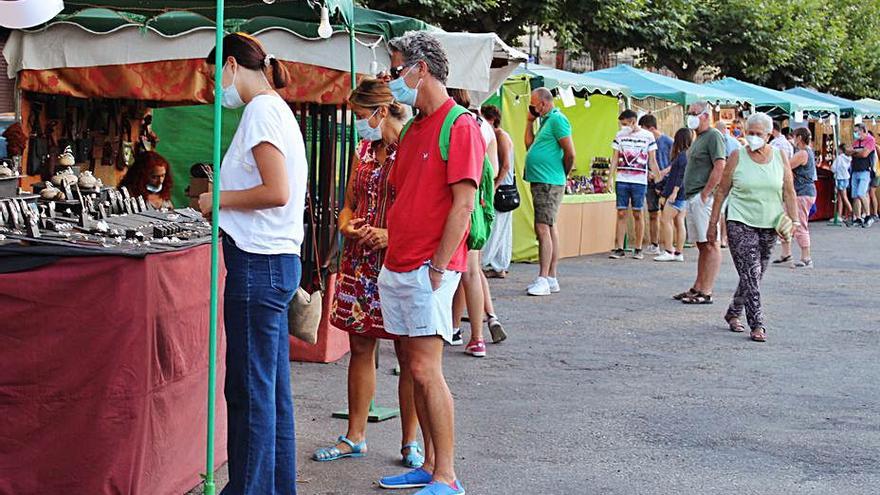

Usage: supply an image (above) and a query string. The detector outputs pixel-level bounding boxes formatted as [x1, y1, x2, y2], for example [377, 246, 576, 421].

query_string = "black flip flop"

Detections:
[682, 291, 713, 305]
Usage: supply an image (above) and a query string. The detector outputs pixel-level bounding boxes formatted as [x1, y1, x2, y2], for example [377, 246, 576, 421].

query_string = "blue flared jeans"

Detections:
[221, 236, 300, 495]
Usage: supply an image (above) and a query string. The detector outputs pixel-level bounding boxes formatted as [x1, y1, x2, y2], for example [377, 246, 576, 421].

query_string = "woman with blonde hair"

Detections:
[313, 78, 424, 468]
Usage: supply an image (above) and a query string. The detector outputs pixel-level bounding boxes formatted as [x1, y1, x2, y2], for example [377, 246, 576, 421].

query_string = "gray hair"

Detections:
[533, 87, 553, 102]
[388, 32, 449, 84]
[746, 112, 773, 134]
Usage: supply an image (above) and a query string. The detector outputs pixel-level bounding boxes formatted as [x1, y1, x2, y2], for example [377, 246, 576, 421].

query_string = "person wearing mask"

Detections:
[770, 122, 794, 160]
[524, 87, 576, 296]
[847, 123, 875, 227]
[639, 114, 673, 256]
[775, 127, 816, 268]
[376, 32, 481, 495]
[869, 131, 879, 224]
[609, 110, 662, 260]
[199, 33, 306, 494]
[447, 88, 505, 357]
[654, 128, 693, 262]
[673, 102, 726, 305]
[481, 104, 514, 280]
[707, 112, 799, 343]
[119, 150, 174, 209]
[831, 143, 853, 226]
[312, 79, 424, 470]
[715, 121, 739, 248]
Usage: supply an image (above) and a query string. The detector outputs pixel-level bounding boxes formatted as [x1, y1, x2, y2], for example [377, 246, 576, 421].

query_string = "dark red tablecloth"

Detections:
[0, 244, 227, 495]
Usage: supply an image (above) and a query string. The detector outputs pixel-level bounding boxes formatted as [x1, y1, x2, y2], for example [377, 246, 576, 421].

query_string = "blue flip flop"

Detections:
[312, 435, 366, 462]
[401, 441, 425, 468]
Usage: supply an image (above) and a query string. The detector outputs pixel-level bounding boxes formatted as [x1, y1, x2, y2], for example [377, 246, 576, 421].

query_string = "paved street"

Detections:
[197, 223, 880, 495]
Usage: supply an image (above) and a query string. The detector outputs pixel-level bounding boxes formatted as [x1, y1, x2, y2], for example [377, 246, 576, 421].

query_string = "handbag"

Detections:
[288, 192, 324, 345]
[775, 212, 794, 242]
[494, 180, 520, 212]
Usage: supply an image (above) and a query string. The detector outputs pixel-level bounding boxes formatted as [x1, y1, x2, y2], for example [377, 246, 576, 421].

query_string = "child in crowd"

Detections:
[654, 128, 693, 262]
[831, 143, 853, 226]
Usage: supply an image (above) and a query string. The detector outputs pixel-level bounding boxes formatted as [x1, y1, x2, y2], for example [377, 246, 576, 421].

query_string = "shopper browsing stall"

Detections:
[199, 32, 307, 495]
[831, 143, 854, 225]
[776, 127, 816, 268]
[639, 114, 673, 256]
[654, 128, 692, 262]
[609, 109, 662, 260]
[847, 123, 875, 227]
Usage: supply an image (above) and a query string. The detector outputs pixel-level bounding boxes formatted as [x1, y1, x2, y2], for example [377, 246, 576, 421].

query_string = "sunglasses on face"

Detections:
[390, 65, 408, 80]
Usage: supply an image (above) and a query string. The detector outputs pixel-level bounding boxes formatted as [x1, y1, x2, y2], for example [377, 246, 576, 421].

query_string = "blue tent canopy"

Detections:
[784, 87, 880, 118]
[586, 64, 751, 106]
[705, 78, 838, 116]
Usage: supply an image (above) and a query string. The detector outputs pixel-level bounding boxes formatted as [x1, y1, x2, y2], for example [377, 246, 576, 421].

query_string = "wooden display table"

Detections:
[557, 193, 617, 258]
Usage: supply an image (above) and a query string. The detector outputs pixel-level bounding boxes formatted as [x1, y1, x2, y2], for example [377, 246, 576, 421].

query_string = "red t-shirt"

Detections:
[384, 99, 485, 273]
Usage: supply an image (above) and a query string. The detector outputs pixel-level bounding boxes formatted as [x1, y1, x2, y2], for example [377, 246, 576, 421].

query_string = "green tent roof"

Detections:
[586, 64, 751, 106]
[784, 87, 880, 118]
[705, 78, 838, 115]
[37, 1, 431, 40]
[512, 64, 630, 97]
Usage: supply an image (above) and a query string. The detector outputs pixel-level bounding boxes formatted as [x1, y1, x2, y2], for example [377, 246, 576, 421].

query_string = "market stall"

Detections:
[501, 66, 630, 261]
[0, 2, 526, 493]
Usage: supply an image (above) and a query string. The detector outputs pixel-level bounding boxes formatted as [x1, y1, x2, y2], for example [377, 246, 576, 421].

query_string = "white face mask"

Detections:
[221, 62, 246, 109]
[746, 135, 765, 151]
[686, 114, 701, 130]
[146, 183, 163, 194]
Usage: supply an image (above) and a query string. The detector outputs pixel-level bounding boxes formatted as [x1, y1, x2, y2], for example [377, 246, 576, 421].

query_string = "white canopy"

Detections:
[3, 23, 526, 95]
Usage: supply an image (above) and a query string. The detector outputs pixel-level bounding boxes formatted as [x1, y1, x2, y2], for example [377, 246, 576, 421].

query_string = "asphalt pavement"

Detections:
[191, 222, 880, 495]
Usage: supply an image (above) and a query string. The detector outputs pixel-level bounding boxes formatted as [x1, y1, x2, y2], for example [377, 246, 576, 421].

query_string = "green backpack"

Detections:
[399, 104, 496, 250]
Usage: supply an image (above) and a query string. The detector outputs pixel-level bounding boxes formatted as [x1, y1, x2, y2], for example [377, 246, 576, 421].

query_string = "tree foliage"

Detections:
[361, 0, 880, 98]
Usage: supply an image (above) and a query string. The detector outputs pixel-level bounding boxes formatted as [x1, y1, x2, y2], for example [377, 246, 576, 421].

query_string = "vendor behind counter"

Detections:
[119, 151, 174, 209]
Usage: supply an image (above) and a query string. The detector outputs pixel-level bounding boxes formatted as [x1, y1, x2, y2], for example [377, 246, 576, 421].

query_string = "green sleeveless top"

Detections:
[726, 145, 785, 229]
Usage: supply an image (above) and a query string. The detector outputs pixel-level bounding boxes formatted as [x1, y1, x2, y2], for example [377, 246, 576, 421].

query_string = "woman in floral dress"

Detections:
[313, 79, 423, 468]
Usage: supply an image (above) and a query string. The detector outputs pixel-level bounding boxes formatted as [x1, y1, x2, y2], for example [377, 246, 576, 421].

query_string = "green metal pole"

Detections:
[204, 2, 225, 494]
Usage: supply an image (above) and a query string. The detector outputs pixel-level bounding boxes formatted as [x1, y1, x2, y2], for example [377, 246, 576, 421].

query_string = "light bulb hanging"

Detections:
[317, 6, 333, 39]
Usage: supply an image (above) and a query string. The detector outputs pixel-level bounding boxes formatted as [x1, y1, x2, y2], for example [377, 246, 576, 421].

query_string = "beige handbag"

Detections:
[775, 212, 795, 242]
[288, 192, 324, 345]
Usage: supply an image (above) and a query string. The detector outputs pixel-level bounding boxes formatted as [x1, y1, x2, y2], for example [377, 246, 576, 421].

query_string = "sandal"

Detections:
[725, 315, 746, 333]
[312, 435, 366, 462]
[682, 291, 713, 305]
[750, 328, 767, 342]
[673, 288, 697, 301]
[401, 441, 425, 468]
[772, 255, 792, 265]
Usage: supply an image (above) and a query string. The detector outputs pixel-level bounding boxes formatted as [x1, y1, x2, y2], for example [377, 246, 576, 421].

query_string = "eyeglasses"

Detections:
[390, 63, 419, 80]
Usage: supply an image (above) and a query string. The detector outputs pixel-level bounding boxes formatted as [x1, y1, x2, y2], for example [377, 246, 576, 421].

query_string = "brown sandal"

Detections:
[750, 328, 767, 342]
[673, 288, 697, 300]
[725, 316, 746, 333]
[682, 291, 713, 305]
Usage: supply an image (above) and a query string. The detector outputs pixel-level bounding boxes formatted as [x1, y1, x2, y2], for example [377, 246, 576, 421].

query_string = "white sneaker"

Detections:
[527, 277, 551, 296]
[547, 277, 560, 293]
[654, 251, 677, 262]
[527, 277, 543, 291]
[674, 253, 684, 262]
[645, 244, 661, 255]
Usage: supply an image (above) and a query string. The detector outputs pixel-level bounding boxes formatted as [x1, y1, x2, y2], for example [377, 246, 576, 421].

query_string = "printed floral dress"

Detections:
[330, 140, 397, 339]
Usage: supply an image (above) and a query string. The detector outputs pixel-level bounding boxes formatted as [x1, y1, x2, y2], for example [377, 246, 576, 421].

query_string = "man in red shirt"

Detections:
[376, 32, 483, 495]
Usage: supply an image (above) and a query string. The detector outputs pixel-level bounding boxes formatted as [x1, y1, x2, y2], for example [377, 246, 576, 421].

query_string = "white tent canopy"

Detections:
[3, 23, 526, 95]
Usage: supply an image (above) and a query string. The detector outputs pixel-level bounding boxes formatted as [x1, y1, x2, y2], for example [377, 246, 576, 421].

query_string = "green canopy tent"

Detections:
[705, 77, 839, 117]
[784, 87, 880, 119]
[512, 63, 631, 97]
[586, 64, 752, 107]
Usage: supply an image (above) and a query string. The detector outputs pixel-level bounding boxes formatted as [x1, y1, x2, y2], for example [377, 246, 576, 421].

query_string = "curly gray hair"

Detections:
[388, 31, 449, 84]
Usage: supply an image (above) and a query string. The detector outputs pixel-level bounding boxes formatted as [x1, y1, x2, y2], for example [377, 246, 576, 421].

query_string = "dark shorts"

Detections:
[530, 182, 565, 226]
[646, 185, 662, 212]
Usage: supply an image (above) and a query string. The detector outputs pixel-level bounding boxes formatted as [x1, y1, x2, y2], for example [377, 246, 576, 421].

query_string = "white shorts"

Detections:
[685, 194, 719, 243]
[378, 264, 462, 344]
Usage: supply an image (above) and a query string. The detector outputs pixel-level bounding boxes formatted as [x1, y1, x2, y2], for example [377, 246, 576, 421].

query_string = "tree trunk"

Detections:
[589, 45, 613, 69]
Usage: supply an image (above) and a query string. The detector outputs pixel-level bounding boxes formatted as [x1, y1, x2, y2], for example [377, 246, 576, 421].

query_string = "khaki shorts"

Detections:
[686, 194, 720, 243]
[531, 183, 565, 226]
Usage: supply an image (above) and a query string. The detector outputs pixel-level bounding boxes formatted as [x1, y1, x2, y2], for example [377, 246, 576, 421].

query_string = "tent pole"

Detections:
[204, 1, 225, 494]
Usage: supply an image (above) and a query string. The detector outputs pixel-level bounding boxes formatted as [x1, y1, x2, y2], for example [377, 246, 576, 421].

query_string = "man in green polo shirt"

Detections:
[524, 87, 576, 296]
